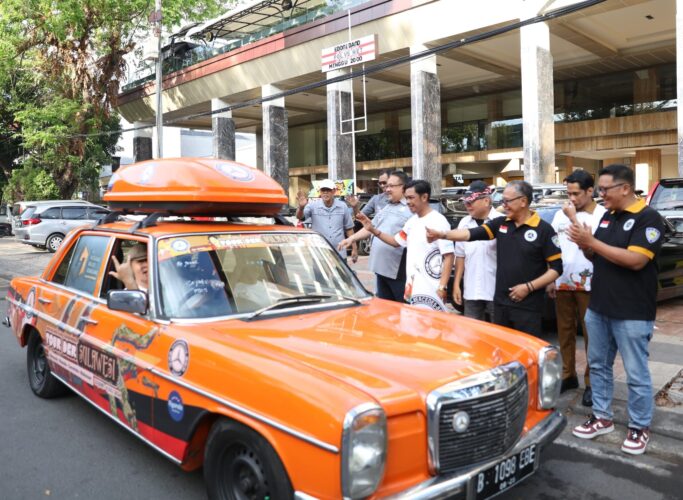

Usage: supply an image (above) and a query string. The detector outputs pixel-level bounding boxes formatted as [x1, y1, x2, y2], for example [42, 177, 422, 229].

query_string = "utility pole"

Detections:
[152, 0, 163, 158]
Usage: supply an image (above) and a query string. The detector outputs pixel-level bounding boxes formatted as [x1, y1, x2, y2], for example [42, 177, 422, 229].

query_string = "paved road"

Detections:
[0, 238, 681, 500]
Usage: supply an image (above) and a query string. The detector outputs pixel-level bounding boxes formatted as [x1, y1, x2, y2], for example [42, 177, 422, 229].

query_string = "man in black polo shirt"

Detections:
[568, 164, 664, 456]
[427, 180, 562, 337]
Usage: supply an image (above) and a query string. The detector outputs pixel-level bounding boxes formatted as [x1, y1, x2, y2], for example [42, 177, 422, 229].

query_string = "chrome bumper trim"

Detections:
[386, 410, 566, 500]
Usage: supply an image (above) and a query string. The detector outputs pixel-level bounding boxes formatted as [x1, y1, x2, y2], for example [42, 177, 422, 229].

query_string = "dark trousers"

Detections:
[494, 304, 542, 337]
[376, 274, 406, 302]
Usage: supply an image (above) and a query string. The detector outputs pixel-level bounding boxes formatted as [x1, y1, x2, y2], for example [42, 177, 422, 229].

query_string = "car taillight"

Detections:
[22, 218, 41, 226]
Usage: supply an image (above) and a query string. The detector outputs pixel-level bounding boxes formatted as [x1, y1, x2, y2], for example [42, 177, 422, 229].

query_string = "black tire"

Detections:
[26, 331, 68, 398]
[204, 419, 293, 500]
[46, 233, 65, 253]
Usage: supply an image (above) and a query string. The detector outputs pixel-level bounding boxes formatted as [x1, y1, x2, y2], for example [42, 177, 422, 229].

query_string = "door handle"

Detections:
[81, 318, 99, 326]
[38, 298, 52, 305]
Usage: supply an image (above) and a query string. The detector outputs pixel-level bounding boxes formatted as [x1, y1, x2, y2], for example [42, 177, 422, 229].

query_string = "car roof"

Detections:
[30, 201, 101, 209]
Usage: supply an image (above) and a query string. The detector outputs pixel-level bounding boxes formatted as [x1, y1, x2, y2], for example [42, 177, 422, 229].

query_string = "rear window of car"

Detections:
[21, 207, 37, 219]
[650, 180, 683, 211]
[62, 207, 89, 220]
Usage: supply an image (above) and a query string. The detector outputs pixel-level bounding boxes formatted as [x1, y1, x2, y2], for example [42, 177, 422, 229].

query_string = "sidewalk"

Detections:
[349, 255, 683, 463]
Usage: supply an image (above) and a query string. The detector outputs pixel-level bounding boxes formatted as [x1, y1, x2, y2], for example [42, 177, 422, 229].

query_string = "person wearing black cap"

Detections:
[453, 181, 504, 321]
[427, 180, 562, 337]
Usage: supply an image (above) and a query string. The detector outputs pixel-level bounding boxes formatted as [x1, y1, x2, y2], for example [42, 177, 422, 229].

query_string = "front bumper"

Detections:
[385, 410, 566, 500]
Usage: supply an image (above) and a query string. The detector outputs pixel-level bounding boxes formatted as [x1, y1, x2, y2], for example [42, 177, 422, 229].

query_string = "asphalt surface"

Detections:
[0, 238, 681, 500]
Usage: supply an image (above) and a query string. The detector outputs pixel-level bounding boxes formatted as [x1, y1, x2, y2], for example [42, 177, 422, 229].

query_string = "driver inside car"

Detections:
[109, 243, 149, 291]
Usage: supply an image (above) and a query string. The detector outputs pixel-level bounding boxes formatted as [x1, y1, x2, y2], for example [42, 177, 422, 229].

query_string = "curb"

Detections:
[557, 391, 683, 463]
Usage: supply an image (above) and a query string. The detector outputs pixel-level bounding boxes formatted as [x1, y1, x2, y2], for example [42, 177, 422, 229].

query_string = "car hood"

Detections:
[201, 300, 546, 414]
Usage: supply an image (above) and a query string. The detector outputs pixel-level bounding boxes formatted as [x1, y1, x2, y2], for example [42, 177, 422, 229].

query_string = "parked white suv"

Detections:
[14, 200, 109, 252]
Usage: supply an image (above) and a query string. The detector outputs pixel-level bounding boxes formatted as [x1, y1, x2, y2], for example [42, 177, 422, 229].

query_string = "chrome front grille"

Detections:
[426, 362, 529, 475]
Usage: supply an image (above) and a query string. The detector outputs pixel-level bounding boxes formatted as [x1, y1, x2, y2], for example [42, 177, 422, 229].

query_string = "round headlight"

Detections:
[341, 404, 387, 499]
[538, 346, 562, 409]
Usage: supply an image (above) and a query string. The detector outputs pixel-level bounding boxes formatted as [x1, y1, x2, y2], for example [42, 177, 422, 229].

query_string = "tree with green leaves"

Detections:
[0, 0, 230, 201]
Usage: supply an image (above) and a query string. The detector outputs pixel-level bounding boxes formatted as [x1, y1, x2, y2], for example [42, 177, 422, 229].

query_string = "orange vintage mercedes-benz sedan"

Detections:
[4, 158, 565, 499]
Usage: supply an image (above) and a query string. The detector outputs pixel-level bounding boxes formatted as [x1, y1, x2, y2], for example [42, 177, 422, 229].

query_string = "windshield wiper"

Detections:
[245, 294, 362, 320]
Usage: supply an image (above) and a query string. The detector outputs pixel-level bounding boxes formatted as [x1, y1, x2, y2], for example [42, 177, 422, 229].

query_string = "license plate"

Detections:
[472, 444, 538, 499]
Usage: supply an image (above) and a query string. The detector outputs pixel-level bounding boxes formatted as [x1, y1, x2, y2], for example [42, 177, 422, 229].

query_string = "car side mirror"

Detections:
[107, 290, 148, 314]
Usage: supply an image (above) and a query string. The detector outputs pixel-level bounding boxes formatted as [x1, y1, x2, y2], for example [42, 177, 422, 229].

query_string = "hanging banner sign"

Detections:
[321, 34, 377, 72]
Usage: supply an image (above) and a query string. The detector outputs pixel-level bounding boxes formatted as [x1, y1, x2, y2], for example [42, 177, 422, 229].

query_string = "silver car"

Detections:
[14, 201, 110, 252]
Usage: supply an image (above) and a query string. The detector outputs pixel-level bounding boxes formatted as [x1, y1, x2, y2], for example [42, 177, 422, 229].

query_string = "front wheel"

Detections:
[46, 233, 65, 253]
[27, 331, 68, 398]
[204, 419, 293, 500]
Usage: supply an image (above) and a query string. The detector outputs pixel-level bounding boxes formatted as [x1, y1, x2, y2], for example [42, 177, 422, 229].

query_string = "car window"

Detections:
[88, 208, 109, 220]
[40, 207, 62, 219]
[51, 243, 77, 285]
[650, 182, 683, 210]
[156, 233, 368, 318]
[61, 235, 111, 295]
[100, 238, 147, 297]
[62, 207, 89, 220]
[21, 207, 37, 219]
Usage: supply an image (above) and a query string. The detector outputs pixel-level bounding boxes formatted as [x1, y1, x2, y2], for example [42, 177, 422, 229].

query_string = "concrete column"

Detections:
[262, 84, 289, 194]
[133, 122, 153, 162]
[410, 45, 442, 195]
[677, 0, 683, 176]
[255, 128, 264, 170]
[326, 69, 354, 180]
[520, 21, 555, 184]
[212, 98, 235, 160]
[635, 149, 661, 194]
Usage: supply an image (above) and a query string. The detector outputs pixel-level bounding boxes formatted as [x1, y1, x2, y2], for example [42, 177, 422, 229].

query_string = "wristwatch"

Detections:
[437, 285, 447, 292]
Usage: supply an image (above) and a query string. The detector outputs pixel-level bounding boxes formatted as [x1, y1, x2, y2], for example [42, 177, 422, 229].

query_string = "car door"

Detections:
[44, 233, 159, 439]
[93, 236, 163, 440]
[61, 206, 90, 234]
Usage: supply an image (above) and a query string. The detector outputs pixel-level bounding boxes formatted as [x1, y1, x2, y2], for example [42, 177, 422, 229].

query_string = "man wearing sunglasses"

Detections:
[452, 181, 504, 321]
[426, 180, 562, 337]
[348, 170, 391, 217]
[338, 170, 411, 302]
[568, 164, 664, 456]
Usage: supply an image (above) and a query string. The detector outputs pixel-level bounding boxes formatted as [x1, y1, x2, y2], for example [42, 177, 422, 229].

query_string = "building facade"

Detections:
[116, 0, 681, 201]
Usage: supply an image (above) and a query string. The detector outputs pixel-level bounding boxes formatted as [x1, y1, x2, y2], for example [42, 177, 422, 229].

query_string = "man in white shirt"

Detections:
[454, 181, 504, 321]
[357, 179, 454, 311]
[548, 169, 607, 407]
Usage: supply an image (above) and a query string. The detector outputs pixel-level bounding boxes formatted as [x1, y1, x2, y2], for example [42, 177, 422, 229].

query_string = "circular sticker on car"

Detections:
[524, 230, 538, 242]
[168, 339, 189, 377]
[25, 288, 36, 320]
[167, 391, 184, 422]
[171, 239, 190, 252]
[215, 163, 255, 182]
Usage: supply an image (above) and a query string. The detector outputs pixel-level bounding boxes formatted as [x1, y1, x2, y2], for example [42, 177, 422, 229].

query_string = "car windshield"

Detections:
[650, 181, 683, 211]
[156, 232, 369, 319]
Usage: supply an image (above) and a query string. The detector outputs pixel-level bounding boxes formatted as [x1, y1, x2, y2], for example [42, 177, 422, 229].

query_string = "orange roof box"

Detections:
[104, 158, 288, 216]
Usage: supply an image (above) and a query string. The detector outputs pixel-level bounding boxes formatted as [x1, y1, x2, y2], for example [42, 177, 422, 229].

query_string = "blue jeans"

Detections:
[584, 308, 654, 429]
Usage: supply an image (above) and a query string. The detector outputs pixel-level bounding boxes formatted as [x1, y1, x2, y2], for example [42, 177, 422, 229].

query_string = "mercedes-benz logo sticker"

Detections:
[452, 411, 470, 433]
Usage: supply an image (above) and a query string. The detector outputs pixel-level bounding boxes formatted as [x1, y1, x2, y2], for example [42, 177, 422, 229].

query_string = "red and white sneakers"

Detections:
[621, 427, 650, 455]
[572, 414, 615, 439]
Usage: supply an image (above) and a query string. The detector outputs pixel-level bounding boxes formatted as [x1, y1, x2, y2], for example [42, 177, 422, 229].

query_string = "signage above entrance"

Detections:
[321, 34, 377, 72]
